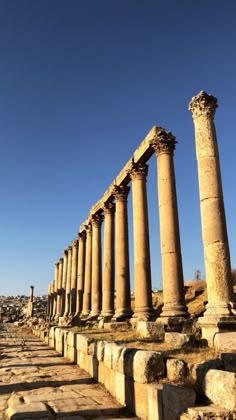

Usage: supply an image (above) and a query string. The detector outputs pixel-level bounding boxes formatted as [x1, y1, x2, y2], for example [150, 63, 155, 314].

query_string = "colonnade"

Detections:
[47, 91, 235, 331]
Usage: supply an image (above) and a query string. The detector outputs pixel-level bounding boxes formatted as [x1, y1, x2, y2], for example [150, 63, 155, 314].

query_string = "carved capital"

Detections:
[71, 239, 78, 249]
[129, 161, 148, 181]
[151, 129, 176, 156]
[188, 90, 217, 119]
[54, 261, 59, 268]
[103, 201, 115, 215]
[59, 258, 64, 264]
[84, 223, 92, 236]
[63, 249, 68, 257]
[67, 245, 72, 253]
[91, 213, 104, 228]
[112, 184, 130, 202]
[77, 231, 86, 241]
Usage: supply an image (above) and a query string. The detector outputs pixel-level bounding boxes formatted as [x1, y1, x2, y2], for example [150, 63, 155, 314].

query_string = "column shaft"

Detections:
[69, 240, 78, 316]
[130, 162, 153, 318]
[61, 250, 68, 316]
[90, 213, 104, 317]
[189, 91, 235, 317]
[76, 232, 86, 315]
[64, 246, 72, 316]
[102, 202, 115, 317]
[56, 258, 63, 317]
[153, 130, 188, 319]
[82, 224, 92, 316]
[113, 185, 132, 319]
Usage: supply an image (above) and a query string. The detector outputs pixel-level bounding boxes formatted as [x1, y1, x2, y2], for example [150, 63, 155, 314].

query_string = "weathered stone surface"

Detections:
[166, 358, 188, 382]
[214, 332, 236, 351]
[124, 350, 164, 383]
[76, 334, 93, 354]
[97, 340, 106, 361]
[6, 402, 50, 419]
[183, 404, 235, 419]
[201, 369, 236, 411]
[163, 384, 196, 416]
[136, 321, 165, 339]
[165, 332, 194, 347]
[194, 358, 223, 384]
[147, 384, 163, 420]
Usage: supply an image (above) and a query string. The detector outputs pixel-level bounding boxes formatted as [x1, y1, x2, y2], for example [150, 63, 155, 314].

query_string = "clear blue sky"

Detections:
[0, 1, 236, 296]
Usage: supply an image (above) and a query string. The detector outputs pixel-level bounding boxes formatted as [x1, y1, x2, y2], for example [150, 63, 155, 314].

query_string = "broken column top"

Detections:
[188, 90, 218, 118]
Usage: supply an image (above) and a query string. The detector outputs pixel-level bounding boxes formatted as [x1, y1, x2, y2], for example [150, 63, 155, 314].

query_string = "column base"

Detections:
[198, 314, 236, 346]
[132, 306, 155, 321]
[113, 308, 132, 321]
[203, 302, 233, 317]
[160, 303, 189, 319]
[89, 310, 101, 319]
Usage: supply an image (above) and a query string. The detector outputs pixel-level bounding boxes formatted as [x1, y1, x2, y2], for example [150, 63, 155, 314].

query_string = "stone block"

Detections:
[115, 371, 125, 405]
[104, 365, 116, 397]
[202, 369, 236, 411]
[136, 321, 165, 340]
[88, 341, 97, 357]
[184, 405, 236, 419]
[134, 381, 148, 419]
[125, 350, 164, 383]
[166, 358, 188, 383]
[194, 358, 223, 384]
[112, 344, 125, 371]
[76, 334, 93, 354]
[221, 352, 236, 373]
[214, 332, 236, 351]
[103, 321, 130, 331]
[163, 384, 196, 416]
[147, 384, 163, 420]
[97, 341, 106, 362]
[104, 342, 114, 368]
[6, 402, 50, 419]
[98, 362, 109, 385]
[165, 332, 194, 347]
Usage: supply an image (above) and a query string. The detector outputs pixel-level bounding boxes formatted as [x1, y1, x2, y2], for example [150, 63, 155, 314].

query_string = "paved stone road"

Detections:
[0, 324, 139, 419]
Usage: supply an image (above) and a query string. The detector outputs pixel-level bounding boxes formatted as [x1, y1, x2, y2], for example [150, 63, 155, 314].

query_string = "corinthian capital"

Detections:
[188, 90, 217, 119]
[91, 212, 104, 227]
[129, 160, 148, 181]
[112, 184, 130, 202]
[103, 201, 115, 215]
[71, 239, 78, 249]
[151, 129, 176, 156]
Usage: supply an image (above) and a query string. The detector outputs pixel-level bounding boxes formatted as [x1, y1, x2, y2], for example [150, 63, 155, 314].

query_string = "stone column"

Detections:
[61, 249, 68, 316]
[129, 161, 154, 319]
[47, 284, 51, 317]
[189, 91, 235, 320]
[27, 285, 34, 317]
[152, 130, 189, 320]
[64, 246, 72, 317]
[102, 202, 115, 318]
[49, 282, 54, 318]
[90, 213, 104, 317]
[56, 258, 63, 317]
[76, 231, 86, 315]
[113, 185, 132, 319]
[53, 262, 59, 318]
[52, 279, 57, 318]
[82, 224, 92, 316]
[69, 239, 78, 316]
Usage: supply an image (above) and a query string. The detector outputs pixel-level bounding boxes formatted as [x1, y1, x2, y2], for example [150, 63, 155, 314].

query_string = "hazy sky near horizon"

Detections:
[0, 1, 236, 296]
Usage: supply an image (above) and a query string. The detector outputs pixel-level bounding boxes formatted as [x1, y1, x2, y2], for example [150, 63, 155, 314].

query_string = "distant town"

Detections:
[0, 294, 47, 322]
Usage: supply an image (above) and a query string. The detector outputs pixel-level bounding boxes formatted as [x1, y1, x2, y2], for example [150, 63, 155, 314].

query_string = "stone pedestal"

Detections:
[130, 161, 154, 319]
[189, 91, 236, 342]
[102, 202, 115, 318]
[152, 130, 189, 321]
[82, 224, 92, 317]
[113, 185, 132, 319]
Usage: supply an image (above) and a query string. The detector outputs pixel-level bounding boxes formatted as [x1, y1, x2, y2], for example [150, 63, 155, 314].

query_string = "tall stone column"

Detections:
[61, 249, 68, 316]
[27, 285, 34, 317]
[90, 213, 104, 317]
[82, 224, 92, 316]
[129, 161, 154, 319]
[49, 282, 54, 318]
[53, 262, 59, 318]
[113, 185, 132, 319]
[152, 130, 189, 320]
[52, 279, 57, 318]
[189, 91, 235, 322]
[102, 202, 115, 318]
[69, 239, 78, 316]
[76, 231, 86, 315]
[56, 258, 63, 317]
[47, 284, 51, 317]
[64, 246, 72, 317]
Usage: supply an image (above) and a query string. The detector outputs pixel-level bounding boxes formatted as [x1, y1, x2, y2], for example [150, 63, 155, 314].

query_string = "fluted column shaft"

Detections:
[56, 258, 63, 317]
[102, 202, 115, 317]
[153, 130, 188, 319]
[113, 185, 132, 319]
[61, 249, 68, 316]
[69, 240, 78, 316]
[54, 263, 59, 318]
[64, 246, 72, 316]
[82, 224, 92, 316]
[76, 231, 86, 315]
[130, 162, 153, 318]
[90, 213, 104, 317]
[189, 91, 235, 317]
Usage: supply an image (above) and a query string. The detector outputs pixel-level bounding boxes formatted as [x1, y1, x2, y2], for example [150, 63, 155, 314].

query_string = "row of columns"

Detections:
[47, 91, 235, 327]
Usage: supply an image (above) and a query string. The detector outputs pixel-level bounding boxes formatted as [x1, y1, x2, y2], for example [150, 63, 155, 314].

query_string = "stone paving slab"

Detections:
[0, 324, 139, 419]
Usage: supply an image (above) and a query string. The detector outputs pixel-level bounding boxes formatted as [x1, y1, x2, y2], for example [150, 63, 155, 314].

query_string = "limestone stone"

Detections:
[182, 405, 235, 419]
[115, 371, 125, 405]
[162, 384, 196, 416]
[124, 350, 164, 383]
[202, 369, 236, 411]
[136, 321, 165, 339]
[97, 340, 106, 361]
[103, 341, 114, 368]
[6, 402, 50, 419]
[147, 384, 163, 420]
[214, 332, 236, 351]
[76, 334, 93, 354]
[165, 332, 194, 347]
[112, 344, 125, 371]
[166, 358, 188, 382]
